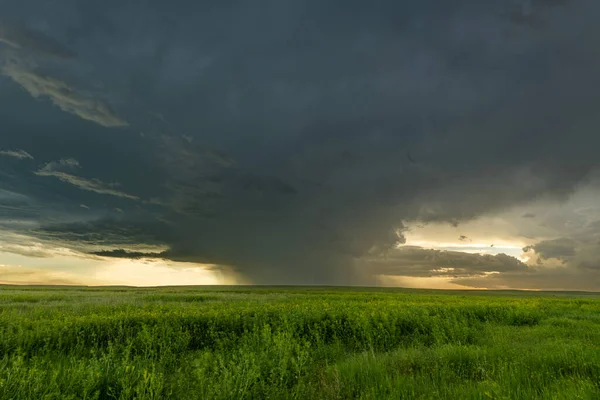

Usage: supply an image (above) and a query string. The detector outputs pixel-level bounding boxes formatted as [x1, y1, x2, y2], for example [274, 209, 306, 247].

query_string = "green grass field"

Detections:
[1, 286, 599, 399]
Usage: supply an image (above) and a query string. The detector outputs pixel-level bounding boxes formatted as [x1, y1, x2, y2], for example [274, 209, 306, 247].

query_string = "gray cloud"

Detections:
[2, 62, 127, 127]
[35, 159, 139, 200]
[0, 149, 33, 160]
[1, 0, 600, 287]
[0, 21, 76, 59]
[369, 246, 528, 278]
[516, 192, 600, 281]
[524, 238, 577, 264]
[88, 248, 164, 259]
[32, 217, 171, 254]
[452, 268, 600, 292]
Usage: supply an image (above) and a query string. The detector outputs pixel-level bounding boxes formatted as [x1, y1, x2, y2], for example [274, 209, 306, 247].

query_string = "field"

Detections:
[1, 286, 599, 399]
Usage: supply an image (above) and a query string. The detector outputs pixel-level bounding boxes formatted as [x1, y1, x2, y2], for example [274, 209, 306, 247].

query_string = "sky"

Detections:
[1, 0, 599, 290]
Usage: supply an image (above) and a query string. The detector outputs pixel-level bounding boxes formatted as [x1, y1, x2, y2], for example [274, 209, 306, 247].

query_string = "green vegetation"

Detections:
[1, 286, 599, 399]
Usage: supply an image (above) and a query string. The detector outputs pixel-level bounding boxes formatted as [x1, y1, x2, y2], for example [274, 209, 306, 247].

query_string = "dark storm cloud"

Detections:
[369, 246, 528, 278]
[1, 0, 600, 286]
[0, 186, 44, 228]
[88, 249, 164, 259]
[524, 238, 577, 263]
[32, 217, 171, 253]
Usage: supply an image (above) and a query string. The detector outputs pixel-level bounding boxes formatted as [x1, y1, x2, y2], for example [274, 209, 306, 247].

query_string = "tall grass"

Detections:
[0, 286, 598, 399]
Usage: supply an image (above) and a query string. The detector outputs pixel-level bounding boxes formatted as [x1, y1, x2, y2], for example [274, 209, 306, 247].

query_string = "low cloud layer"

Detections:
[0, 0, 600, 288]
[369, 246, 529, 278]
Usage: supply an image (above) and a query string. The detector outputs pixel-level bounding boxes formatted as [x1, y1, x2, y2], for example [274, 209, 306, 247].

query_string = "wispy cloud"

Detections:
[35, 159, 139, 200]
[0, 265, 89, 285]
[0, 21, 76, 59]
[2, 63, 128, 128]
[0, 149, 33, 160]
[0, 243, 52, 258]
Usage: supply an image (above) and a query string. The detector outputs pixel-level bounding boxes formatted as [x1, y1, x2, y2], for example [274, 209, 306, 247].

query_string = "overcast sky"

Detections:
[1, 0, 599, 290]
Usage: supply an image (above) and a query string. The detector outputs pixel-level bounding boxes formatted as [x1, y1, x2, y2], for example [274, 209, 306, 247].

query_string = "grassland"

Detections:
[0, 286, 599, 399]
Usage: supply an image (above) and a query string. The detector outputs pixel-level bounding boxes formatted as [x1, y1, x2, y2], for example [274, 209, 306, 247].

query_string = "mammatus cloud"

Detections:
[0, 149, 33, 160]
[2, 63, 127, 127]
[35, 159, 139, 200]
